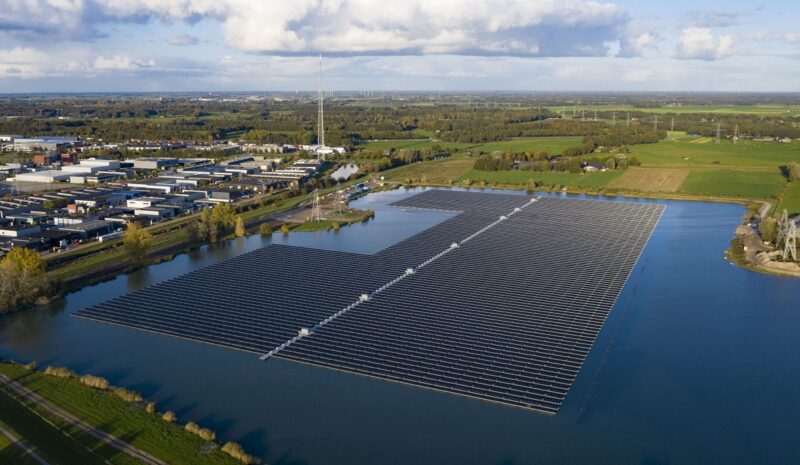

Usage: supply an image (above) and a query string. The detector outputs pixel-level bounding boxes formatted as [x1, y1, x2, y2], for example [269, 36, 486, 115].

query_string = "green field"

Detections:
[360, 137, 583, 155]
[383, 157, 475, 183]
[679, 169, 786, 199]
[629, 139, 800, 169]
[457, 169, 622, 188]
[776, 182, 800, 216]
[0, 362, 245, 465]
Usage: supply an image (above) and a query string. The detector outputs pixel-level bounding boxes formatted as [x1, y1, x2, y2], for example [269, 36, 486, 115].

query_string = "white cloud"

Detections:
[619, 31, 657, 57]
[168, 34, 199, 46]
[676, 27, 733, 61]
[93, 55, 157, 71]
[0, 0, 628, 57]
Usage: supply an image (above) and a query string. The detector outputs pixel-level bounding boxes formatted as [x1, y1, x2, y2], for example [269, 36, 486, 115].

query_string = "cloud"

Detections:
[690, 10, 740, 28]
[619, 31, 657, 57]
[93, 55, 157, 71]
[168, 34, 199, 46]
[676, 27, 733, 61]
[0, 0, 629, 57]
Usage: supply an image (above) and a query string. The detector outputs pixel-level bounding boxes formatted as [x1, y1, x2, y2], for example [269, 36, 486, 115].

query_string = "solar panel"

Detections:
[75, 190, 664, 413]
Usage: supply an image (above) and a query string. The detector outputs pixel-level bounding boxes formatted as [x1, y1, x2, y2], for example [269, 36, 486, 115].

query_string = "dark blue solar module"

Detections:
[75, 190, 664, 413]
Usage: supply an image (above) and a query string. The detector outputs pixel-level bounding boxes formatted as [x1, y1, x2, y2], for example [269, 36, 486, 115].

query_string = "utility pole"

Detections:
[716, 122, 721, 144]
[734, 124, 739, 144]
[671, 117, 675, 132]
[317, 55, 325, 153]
[653, 114, 658, 131]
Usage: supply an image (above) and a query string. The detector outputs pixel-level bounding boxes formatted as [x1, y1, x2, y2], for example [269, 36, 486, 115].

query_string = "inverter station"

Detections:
[75, 190, 664, 414]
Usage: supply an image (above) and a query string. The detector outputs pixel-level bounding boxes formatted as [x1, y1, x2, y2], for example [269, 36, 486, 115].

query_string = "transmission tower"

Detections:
[317, 55, 325, 152]
[612, 112, 616, 126]
[716, 123, 721, 144]
[581, 109, 585, 121]
[671, 117, 675, 132]
[309, 190, 322, 222]
[653, 114, 658, 131]
[777, 208, 790, 246]
[594, 110, 598, 121]
[626, 113, 630, 127]
[734, 124, 739, 145]
[784, 221, 797, 262]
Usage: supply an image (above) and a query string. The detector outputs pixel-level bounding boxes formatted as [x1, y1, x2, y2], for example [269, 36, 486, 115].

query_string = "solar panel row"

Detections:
[75, 189, 664, 413]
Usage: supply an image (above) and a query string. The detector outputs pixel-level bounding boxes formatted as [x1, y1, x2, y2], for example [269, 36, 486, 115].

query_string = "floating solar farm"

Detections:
[75, 190, 665, 414]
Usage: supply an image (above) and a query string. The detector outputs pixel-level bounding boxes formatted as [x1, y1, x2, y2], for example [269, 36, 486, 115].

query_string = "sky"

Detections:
[0, 0, 798, 93]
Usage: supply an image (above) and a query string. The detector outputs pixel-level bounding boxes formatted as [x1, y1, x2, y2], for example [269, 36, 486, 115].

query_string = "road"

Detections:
[0, 373, 167, 465]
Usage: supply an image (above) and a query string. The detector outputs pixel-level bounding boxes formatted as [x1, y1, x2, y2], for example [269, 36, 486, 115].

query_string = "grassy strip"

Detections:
[0, 384, 111, 465]
[0, 361, 254, 465]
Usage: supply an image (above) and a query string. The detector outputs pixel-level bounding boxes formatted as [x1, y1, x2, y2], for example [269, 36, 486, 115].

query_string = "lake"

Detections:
[1, 187, 799, 465]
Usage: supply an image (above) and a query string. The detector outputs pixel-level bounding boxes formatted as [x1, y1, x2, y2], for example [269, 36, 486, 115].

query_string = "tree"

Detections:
[628, 155, 641, 167]
[788, 162, 800, 182]
[0, 248, 50, 313]
[761, 217, 778, 244]
[123, 222, 151, 262]
[604, 157, 617, 170]
[234, 215, 245, 238]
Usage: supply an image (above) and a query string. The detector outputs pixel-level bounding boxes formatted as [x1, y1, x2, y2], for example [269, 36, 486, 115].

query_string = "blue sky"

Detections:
[0, 0, 798, 92]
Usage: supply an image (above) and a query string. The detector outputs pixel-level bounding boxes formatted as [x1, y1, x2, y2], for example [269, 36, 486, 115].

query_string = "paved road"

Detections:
[0, 373, 167, 465]
[0, 424, 50, 465]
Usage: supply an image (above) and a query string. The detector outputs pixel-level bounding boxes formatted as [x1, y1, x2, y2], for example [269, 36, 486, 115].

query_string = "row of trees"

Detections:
[474, 153, 641, 173]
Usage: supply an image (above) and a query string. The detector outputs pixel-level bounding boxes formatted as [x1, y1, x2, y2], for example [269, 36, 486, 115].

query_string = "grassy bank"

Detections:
[0, 361, 256, 465]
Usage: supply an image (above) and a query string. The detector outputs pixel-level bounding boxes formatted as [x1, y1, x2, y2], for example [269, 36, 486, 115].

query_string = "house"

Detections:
[582, 162, 606, 173]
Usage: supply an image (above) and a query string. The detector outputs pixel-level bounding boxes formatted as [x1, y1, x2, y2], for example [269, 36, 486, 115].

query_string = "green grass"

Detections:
[0, 384, 111, 465]
[0, 363, 245, 465]
[679, 169, 786, 199]
[382, 157, 475, 183]
[457, 169, 622, 188]
[776, 182, 800, 216]
[630, 139, 800, 169]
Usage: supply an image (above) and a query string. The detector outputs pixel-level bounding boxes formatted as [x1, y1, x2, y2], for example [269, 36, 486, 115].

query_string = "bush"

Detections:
[80, 374, 110, 389]
[280, 224, 290, 234]
[145, 402, 156, 414]
[259, 223, 272, 236]
[162, 411, 177, 422]
[43, 366, 75, 378]
[221, 442, 260, 464]
[185, 421, 216, 441]
[112, 387, 143, 403]
[23, 361, 37, 371]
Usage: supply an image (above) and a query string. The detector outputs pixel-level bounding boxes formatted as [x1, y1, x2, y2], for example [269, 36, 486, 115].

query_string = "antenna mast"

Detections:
[317, 55, 325, 151]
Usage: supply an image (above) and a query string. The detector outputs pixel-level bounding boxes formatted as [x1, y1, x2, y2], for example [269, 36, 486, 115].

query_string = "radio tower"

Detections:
[317, 55, 325, 156]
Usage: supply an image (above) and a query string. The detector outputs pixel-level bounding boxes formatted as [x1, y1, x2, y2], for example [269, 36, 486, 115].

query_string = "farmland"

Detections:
[776, 183, 800, 216]
[628, 139, 800, 169]
[547, 104, 800, 117]
[678, 169, 786, 198]
[607, 168, 690, 193]
[457, 169, 622, 188]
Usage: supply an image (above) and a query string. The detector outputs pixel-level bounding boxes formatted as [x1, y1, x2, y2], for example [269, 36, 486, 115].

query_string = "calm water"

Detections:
[2, 187, 799, 465]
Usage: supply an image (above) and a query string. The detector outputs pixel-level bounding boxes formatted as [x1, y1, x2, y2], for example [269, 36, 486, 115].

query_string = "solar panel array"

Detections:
[75, 190, 664, 413]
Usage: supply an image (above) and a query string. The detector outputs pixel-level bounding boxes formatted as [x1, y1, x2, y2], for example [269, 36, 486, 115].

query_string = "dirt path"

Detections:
[0, 373, 167, 465]
[0, 423, 50, 465]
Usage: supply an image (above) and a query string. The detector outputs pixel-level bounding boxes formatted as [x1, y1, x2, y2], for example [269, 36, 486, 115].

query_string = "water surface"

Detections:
[1, 187, 799, 465]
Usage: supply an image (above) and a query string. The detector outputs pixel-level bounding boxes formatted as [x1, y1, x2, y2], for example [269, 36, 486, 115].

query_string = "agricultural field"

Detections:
[776, 183, 800, 216]
[629, 139, 800, 169]
[607, 168, 690, 193]
[383, 157, 475, 183]
[678, 169, 786, 199]
[457, 169, 622, 188]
